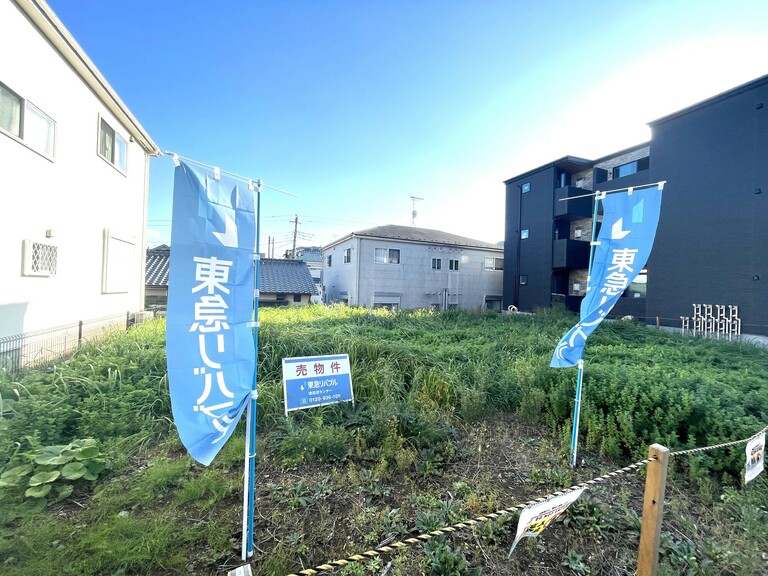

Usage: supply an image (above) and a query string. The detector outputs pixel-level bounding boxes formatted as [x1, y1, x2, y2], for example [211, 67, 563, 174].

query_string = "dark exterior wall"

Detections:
[648, 80, 768, 334]
[503, 167, 557, 310]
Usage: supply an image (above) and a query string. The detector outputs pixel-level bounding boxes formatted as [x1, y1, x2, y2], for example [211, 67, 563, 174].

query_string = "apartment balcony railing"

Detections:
[554, 186, 593, 220]
[552, 238, 590, 270]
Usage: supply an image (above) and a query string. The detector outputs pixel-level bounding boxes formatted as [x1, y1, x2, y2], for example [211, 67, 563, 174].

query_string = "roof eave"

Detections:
[15, 0, 160, 156]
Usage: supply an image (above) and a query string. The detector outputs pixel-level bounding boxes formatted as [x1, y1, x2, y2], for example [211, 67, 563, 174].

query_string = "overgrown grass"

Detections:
[0, 305, 766, 575]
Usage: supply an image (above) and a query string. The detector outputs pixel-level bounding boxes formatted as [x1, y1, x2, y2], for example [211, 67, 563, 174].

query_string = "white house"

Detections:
[322, 225, 504, 311]
[0, 0, 159, 340]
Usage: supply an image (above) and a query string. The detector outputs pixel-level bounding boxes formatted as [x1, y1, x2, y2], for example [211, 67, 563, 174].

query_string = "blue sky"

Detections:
[48, 0, 768, 254]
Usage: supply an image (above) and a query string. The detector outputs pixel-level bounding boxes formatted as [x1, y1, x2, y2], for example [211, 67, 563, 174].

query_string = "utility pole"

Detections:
[410, 196, 424, 226]
[290, 215, 300, 259]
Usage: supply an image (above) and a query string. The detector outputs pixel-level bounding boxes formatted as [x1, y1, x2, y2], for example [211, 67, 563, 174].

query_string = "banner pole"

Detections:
[569, 358, 585, 467]
[569, 191, 602, 468]
[242, 179, 262, 560]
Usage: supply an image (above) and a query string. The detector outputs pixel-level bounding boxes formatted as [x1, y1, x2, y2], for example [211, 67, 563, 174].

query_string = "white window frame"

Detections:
[98, 115, 128, 174]
[343, 248, 351, 263]
[484, 256, 503, 271]
[449, 259, 459, 271]
[0, 81, 56, 160]
[374, 247, 400, 264]
[431, 258, 441, 270]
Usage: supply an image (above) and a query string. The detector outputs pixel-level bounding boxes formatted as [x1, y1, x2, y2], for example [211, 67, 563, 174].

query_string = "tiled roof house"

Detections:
[144, 249, 317, 307]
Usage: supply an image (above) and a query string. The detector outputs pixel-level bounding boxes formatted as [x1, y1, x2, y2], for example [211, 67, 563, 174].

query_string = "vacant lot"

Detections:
[1, 306, 766, 575]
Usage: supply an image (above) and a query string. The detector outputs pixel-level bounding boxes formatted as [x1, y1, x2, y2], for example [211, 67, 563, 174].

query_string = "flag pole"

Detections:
[242, 179, 262, 560]
[569, 190, 602, 468]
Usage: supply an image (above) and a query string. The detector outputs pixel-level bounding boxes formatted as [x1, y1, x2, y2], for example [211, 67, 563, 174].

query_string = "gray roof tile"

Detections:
[260, 258, 317, 295]
[328, 224, 501, 250]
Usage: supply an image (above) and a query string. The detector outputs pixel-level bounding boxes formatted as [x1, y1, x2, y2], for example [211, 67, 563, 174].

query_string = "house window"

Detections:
[343, 248, 351, 263]
[449, 259, 459, 271]
[484, 256, 503, 270]
[612, 157, 649, 179]
[373, 302, 399, 311]
[521, 229, 529, 239]
[625, 269, 647, 299]
[327, 255, 332, 267]
[431, 258, 441, 270]
[21, 240, 57, 277]
[98, 117, 127, 172]
[375, 248, 400, 264]
[293, 293, 302, 303]
[0, 81, 55, 159]
[519, 275, 528, 285]
[521, 182, 531, 193]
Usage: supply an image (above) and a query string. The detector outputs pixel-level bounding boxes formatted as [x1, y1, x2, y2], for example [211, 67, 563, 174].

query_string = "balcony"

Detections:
[554, 186, 593, 220]
[552, 238, 590, 269]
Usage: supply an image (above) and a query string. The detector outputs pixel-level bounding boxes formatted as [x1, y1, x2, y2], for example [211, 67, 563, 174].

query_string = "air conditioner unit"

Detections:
[22, 239, 57, 277]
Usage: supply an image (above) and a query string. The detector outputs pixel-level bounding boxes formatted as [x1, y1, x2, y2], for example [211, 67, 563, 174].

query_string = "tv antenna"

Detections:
[410, 196, 424, 226]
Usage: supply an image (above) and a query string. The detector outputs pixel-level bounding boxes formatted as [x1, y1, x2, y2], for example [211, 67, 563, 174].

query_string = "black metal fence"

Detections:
[0, 310, 152, 375]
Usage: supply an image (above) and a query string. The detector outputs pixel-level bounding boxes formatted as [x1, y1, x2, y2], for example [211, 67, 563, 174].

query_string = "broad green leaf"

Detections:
[61, 462, 87, 480]
[75, 446, 100, 460]
[56, 484, 74, 499]
[34, 454, 71, 466]
[0, 478, 21, 488]
[28, 471, 61, 486]
[82, 471, 98, 481]
[86, 460, 106, 474]
[25, 484, 52, 498]
[1, 464, 34, 478]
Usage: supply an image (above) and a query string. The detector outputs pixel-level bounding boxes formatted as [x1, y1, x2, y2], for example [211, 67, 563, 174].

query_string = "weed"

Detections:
[423, 538, 481, 576]
[561, 551, 591, 575]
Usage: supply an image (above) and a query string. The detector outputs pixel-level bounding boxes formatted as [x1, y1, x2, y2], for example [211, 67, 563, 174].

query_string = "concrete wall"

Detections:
[0, 2, 150, 337]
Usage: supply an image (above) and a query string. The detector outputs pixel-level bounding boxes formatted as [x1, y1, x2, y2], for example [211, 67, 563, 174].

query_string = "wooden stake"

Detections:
[637, 444, 670, 576]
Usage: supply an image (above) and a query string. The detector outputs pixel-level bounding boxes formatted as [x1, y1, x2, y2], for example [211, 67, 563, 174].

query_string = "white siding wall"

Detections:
[0, 2, 149, 337]
[323, 238, 360, 304]
[323, 237, 503, 311]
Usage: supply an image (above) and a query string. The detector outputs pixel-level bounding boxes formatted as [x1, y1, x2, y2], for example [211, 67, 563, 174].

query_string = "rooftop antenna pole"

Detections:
[410, 196, 424, 226]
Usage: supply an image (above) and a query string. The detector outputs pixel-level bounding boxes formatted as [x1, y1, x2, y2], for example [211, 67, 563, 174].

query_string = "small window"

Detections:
[327, 255, 332, 267]
[519, 275, 528, 285]
[98, 117, 127, 172]
[375, 248, 400, 264]
[521, 229, 529, 239]
[22, 240, 57, 277]
[293, 293, 302, 303]
[0, 83, 22, 138]
[612, 157, 649, 179]
[449, 259, 459, 271]
[521, 182, 531, 193]
[431, 258, 441, 270]
[484, 256, 503, 271]
[0, 81, 55, 159]
[343, 248, 351, 263]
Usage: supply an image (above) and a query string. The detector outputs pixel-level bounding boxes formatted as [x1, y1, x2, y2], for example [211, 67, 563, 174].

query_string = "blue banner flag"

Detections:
[166, 161, 256, 465]
[551, 184, 663, 368]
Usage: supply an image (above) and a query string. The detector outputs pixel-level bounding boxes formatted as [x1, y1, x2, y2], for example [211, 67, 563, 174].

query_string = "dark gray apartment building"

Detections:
[503, 74, 768, 335]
